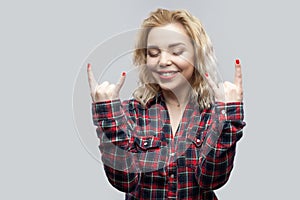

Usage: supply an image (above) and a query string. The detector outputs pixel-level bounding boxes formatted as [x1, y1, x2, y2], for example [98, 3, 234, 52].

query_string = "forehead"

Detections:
[147, 23, 192, 47]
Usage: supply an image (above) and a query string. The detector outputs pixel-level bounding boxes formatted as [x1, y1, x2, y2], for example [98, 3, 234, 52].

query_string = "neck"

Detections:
[162, 87, 191, 107]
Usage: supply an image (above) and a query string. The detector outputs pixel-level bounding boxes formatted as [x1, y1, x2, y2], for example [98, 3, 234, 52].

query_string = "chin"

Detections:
[159, 83, 181, 92]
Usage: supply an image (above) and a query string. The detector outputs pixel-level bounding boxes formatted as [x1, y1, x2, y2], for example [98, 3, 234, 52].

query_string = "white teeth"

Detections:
[160, 72, 177, 77]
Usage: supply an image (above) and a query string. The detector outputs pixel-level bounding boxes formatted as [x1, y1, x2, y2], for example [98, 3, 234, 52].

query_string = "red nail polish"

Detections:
[205, 72, 208, 77]
[235, 59, 240, 65]
[122, 72, 126, 76]
[87, 63, 91, 69]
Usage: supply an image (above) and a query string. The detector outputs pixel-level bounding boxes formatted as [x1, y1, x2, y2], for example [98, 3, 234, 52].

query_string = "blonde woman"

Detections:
[88, 8, 245, 200]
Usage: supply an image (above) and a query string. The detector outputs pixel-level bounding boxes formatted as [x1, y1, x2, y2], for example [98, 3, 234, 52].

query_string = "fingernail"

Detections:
[235, 59, 240, 65]
[122, 72, 126, 76]
[205, 72, 208, 77]
[87, 63, 91, 69]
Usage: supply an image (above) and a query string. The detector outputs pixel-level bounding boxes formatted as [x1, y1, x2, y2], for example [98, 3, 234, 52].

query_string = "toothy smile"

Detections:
[159, 72, 177, 76]
[156, 70, 180, 79]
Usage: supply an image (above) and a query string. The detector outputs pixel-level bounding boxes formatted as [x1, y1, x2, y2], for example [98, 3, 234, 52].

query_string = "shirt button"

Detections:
[143, 141, 148, 146]
[170, 174, 174, 178]
[221, 110, 226, 114]
[196, 139, 201, 143]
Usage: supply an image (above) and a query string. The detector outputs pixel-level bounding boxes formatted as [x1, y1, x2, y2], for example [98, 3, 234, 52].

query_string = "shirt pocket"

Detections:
[134, 136, 168, 172]
[134, 136, 161, 151]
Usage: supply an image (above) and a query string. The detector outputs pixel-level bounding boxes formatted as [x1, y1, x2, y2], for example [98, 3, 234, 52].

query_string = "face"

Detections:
[146, 23, 195, 92]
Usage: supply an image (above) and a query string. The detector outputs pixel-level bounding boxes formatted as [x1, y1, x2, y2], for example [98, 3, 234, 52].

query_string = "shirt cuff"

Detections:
[214, 102, 244, 121]
[92, 99, 125, 126]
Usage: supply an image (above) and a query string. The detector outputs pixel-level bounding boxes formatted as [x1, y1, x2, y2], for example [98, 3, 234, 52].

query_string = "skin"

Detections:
[146, 23, 197, 134]
[146, 23, 195, 108]
[87, 23, 243, 134]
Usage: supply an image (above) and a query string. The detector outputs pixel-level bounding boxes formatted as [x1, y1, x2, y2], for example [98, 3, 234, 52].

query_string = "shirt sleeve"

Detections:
[195, 102, 246, 189]
[92, 99, 139, 193]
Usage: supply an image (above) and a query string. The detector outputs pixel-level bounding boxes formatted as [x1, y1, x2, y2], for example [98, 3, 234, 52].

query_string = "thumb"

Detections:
[115, 72, 126, 93]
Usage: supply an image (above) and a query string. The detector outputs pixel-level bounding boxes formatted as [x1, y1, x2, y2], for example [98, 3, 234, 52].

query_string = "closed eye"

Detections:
[172, 50, 184, 56]
[171, 46, 185, 56]
[147, 48, 160, 57]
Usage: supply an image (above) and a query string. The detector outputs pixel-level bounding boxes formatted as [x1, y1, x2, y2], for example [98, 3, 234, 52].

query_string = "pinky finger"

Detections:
[205, 73, 218, 92]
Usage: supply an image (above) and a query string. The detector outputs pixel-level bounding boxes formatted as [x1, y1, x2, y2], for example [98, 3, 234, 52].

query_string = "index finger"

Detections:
[87, 63, 98, 91]
[234, 59, 243, 88]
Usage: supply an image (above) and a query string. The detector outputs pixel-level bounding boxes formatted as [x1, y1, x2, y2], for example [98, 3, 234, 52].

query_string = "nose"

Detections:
[159, 51, 172, 67]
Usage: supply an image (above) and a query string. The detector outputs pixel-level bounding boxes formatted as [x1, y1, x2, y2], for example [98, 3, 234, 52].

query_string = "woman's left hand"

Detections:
[206, 59, 243, 103]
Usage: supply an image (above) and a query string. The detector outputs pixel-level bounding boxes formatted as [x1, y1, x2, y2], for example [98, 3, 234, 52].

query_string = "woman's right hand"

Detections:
[87, 63, 126, 102]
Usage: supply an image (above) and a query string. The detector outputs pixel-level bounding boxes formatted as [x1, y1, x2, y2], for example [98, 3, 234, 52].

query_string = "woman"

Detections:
[88, 8, 245, 200]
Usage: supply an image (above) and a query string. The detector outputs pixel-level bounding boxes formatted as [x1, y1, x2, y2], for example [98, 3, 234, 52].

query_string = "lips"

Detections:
[159, 71, 177, 76]
[156, 70, 180, 79]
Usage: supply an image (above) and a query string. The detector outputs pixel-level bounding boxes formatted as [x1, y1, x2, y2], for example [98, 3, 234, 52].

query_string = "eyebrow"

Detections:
[147, 42, 185, 49]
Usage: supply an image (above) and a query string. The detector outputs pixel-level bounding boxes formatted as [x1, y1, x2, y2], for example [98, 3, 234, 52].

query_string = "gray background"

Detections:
[1, 0, 299, 199]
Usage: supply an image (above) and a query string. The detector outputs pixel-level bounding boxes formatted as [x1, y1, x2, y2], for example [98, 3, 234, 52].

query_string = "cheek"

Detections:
[174, 56, 194, 70]
[146, 57, 158, 69]
[183, 54, 195, 66]
[174, 51, 194, 66]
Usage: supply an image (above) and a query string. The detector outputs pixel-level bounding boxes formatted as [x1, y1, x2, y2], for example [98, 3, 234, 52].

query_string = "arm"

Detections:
[92, 99, 140, 193]
[199, 59, 245, 189]
[196, 102, 246, 189]
[87, 64, 139, 192]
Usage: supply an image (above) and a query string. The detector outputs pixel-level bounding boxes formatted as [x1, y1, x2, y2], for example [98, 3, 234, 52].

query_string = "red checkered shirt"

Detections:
[92, 93, 245, 199]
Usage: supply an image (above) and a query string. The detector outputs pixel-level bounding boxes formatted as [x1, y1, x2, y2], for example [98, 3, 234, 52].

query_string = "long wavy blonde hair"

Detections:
[133, 8, 218, 109]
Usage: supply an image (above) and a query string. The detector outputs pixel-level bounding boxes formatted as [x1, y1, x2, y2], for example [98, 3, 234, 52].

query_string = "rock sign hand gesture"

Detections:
[87, 60, 243, 103]
[206, 59, 243, 103]
[87, 63, 126, 103]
